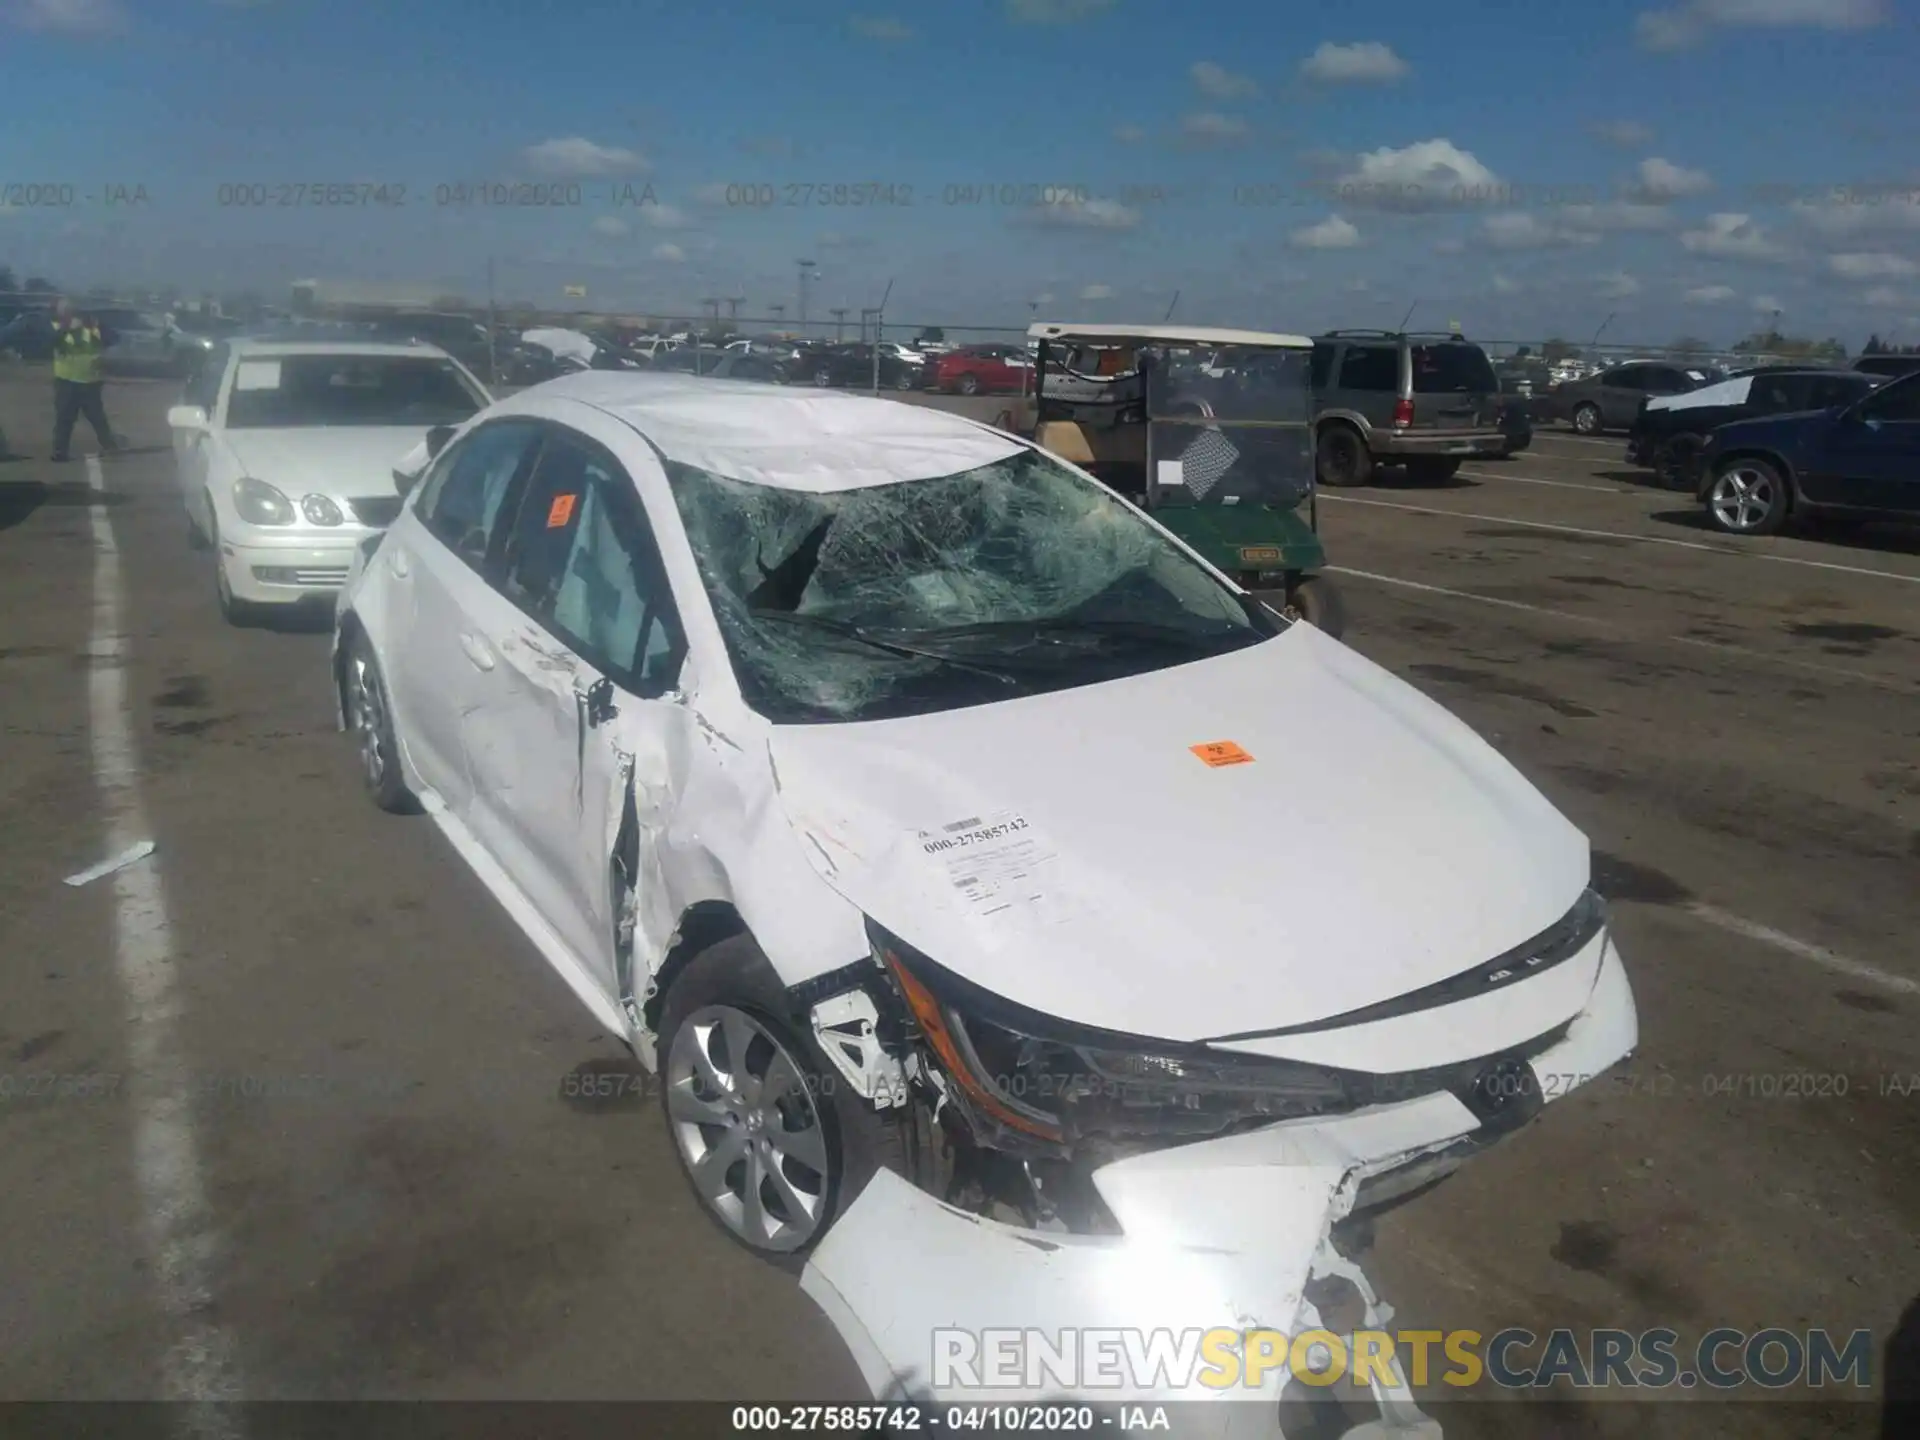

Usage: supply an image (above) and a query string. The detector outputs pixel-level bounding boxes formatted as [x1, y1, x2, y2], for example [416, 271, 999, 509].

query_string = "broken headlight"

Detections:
[870, 922, 1357, 1154]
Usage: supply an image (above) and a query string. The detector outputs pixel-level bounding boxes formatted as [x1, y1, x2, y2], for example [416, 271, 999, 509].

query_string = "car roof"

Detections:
[1029, 321, 1313, 349]
[507, 371, 1025, 493]
[227, 338, 455, 358]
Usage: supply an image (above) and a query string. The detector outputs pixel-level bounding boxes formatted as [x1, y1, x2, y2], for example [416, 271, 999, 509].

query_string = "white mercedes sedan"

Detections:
[331, 372, 1637, 1431]
[169, 339, 490, 624]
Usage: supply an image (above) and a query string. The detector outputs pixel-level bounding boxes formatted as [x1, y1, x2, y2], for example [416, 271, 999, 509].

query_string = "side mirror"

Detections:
[167, 404, 208, 431]
[424, 424, 455, 459]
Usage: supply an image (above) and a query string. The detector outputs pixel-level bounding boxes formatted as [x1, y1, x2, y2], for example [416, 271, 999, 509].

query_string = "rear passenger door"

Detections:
[1333, 344, 1398, 429]
[457, 420, 691, 1014]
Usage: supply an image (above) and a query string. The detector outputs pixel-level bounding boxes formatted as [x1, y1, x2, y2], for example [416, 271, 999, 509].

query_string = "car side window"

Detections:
[1605, 366, 1645, 389]
[416, 420, 544, 571]
[1337, 345, 1396, 390]
[186, 345, 229, 411]
[498, 431, 686, 696]
[1751, 376, 1797, 411]
[1643, 368, 1688, 394]
[1857, 374, 1920, 423]
[1309, 342, 1334, 390]
[1810, 376, 1867, 409]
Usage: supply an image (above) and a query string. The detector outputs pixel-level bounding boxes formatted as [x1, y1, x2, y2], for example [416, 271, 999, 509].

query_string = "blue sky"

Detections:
[4, 0, 1919, 345]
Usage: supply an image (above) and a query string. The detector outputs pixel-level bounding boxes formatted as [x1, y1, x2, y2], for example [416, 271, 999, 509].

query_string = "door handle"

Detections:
[459, 632, 495, 671]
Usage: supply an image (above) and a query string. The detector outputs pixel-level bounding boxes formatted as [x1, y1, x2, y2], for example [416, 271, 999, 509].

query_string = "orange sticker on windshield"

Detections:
[546, 493, 577, 528]
[1191, 741, 1253, 767]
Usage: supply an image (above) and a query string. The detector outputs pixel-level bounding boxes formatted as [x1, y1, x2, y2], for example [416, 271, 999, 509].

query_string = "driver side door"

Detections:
[1804, 375, 1920, 512]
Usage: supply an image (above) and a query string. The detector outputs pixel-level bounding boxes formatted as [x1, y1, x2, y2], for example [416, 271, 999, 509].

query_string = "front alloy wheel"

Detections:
[1572, 403, 1602, 435]
[665, 1003, 831, 1253]
[1707, 461, 1788, 536]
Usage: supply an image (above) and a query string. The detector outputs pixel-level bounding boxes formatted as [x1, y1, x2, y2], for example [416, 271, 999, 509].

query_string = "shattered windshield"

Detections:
[666, 448, 1279, 723]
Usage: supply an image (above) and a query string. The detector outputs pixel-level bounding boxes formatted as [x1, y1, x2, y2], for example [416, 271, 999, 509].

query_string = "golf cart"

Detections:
[1001, 323, 1345, 635]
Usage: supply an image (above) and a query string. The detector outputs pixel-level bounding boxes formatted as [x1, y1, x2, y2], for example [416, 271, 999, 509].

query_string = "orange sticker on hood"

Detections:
[1191, 740, 1253, 767]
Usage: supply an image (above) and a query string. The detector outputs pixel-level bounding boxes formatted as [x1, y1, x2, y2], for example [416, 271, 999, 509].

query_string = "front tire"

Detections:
[658, 936, 899, 1262]
[208, 507, 264, 627]
[1705, 458, 1790, 536]
[344, 630, 415, 813]
[1316, 425, 1373, 488]
[958, 373, 982, 396]
[1283, 575, 1347, 638]
[1572, 403, 1602, 435]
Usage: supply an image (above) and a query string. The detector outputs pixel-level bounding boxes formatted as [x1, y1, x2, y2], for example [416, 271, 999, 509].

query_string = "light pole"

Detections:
[769, 303, 785, 334]
[1589, 311, 1615, 364]
[797, 259, 817, 335]
[829, 307, 849, 342]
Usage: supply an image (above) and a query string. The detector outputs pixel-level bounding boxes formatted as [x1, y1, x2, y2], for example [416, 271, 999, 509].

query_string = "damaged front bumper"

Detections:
[800, 942, 1636, 1438]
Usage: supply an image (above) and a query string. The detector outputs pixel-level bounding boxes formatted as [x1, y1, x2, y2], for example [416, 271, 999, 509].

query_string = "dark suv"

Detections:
[1310, 330, 1504, 486]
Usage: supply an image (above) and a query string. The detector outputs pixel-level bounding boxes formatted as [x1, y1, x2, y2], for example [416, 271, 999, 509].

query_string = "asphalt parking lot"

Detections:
[1, 369, 1915, 1437]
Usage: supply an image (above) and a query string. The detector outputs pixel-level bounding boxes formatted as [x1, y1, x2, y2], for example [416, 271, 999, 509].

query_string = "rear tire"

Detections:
[1284, 576, 1347, 638]
[1315, 425, 1373, 488]
[657, 935, 903, 1266]
[344, 630, 416, 814]
[1572, 403, 1602, 435]
[958, 373, 981, 396]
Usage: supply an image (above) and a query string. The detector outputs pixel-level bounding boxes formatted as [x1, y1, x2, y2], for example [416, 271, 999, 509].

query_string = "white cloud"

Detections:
[1751, 293, 1784, 313]
[643, 202, 692, 230]
[691, 182, 732, 207]
[849, 14, 912, 40]
[1790, 196, 1920, 240]
[1481, 211, 1599, 250]
[1190, 61, 1258, 98]
[1680, 212, 1789, 261]
[1685, 284, 1737, 303]
[1635, 0, 1886, 52]
[1492, 272, 1522, 294]
[8, 0, 126, 33]
[1289, 214, 1361, 249]
[1005, 0, 1115, 22]
[1597, 271, 1643, 300]
[1113, 123, 1147, 144]
[1333, 139, 1500, 211]
[1180, 111, 1250, 144]
[1629, 156, 1713, 201]
[521, 137, 650, 177]
[1025, 195, 1142, 230]
[1860, 285, 1914, 308]
[1299, 41, 1410, 83]
[1590, 119, 1656, 148]
[591, 216, 629, 238]
[1080, 283, 1114, 300]
[1828, 251, 1919, 280]
[651, 242, 686, 263]
[1558, 201, 1675, 232]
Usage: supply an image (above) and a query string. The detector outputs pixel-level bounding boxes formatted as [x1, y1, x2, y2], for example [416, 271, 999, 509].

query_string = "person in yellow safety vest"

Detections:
[50, 296, 121, 462]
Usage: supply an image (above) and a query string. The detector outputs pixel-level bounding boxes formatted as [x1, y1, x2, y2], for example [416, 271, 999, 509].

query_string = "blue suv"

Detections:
[1696, 369, 1920, 535]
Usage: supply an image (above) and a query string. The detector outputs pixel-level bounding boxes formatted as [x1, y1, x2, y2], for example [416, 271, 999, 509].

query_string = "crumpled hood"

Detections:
[223, 428, 432, 501]
[769, 623, 1587, 1042]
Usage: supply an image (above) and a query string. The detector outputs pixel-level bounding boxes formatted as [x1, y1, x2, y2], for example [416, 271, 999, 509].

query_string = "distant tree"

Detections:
[914, 326, 946, 345]
[431, 293, 470, 311]
[1668, 335, 1713, 360]
[1512, 344, 1532, 359]
[0, 265, 16, 293]
[1541, 336, 1576, 363]
[23, 275, 56, 293]
[1863, 333, 1885, 354]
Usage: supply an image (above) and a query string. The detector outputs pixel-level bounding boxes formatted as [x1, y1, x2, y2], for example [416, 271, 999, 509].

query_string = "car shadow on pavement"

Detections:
[1593, 468, 1674, 489]
[231, 599, 338, 635]
[1368, 468, 1481, 491]
[1647, 506, 1920, 556]
[0, 479, 134, 532]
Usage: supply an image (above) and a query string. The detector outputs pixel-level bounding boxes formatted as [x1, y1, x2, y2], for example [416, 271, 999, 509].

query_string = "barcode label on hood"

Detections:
[917, 810, 1069, 923]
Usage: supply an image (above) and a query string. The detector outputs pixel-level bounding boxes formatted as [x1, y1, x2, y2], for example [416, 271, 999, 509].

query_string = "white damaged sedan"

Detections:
[332, 372, 1636, 1435]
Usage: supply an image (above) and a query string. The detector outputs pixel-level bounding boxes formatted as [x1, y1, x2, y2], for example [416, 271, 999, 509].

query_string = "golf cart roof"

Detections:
[1028, 322, 1313, 349]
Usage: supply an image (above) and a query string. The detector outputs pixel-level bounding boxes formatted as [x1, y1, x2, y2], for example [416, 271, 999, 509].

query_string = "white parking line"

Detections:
[1320, 493, 1920, 585]
[1686, 903, 1920, 998]
[1531, 431, 1624, 448]
[1458, 469, 1631, 493]
[85, 457, 245, 1426]
[1325, 564, 1904, 689]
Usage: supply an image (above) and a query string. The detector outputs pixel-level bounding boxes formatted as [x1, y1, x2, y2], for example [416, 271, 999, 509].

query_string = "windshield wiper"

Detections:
[747, 610, 1020, 685]
[901, 616, 1250, 648]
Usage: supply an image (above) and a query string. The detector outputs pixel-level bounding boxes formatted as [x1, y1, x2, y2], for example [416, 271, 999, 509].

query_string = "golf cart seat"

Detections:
[1034, 419, 1148, 498]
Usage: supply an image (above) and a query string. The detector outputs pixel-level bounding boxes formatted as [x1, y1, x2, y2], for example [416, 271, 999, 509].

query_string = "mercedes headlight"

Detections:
[233, 477, 295, 526]
[870, 922, 1356, 1152]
